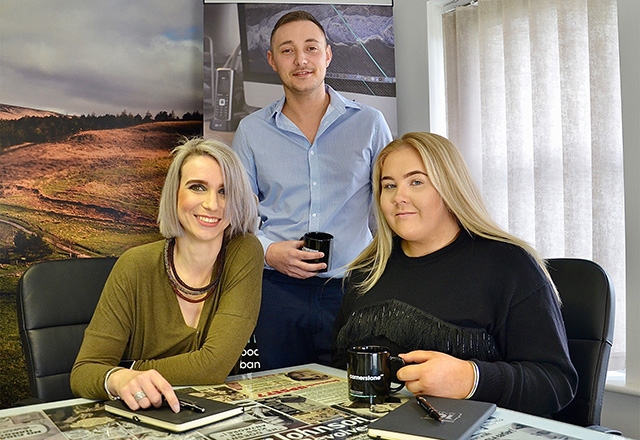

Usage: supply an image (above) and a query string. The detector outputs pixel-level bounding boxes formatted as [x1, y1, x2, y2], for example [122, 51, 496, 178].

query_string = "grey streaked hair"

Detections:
[157, 137, 257, 239]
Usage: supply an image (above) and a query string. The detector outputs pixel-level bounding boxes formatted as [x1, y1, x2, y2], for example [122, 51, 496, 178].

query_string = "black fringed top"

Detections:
[332, 231, 577, 416]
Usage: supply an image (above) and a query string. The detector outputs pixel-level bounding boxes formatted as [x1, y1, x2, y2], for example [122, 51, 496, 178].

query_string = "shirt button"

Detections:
[313, 181, 317, 186]
[312, 213, 317, 218]
[310, 151, 315, 155]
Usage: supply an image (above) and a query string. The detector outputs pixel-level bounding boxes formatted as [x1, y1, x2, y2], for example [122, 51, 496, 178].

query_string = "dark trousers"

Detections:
[254, 269, 343, 370]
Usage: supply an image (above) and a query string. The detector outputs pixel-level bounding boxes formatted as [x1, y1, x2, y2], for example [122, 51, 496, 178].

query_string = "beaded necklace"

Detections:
[163, 237, 225, 304]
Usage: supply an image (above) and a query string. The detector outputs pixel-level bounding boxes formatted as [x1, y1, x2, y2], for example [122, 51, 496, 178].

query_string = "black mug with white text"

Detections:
[347, 345, 405, 404]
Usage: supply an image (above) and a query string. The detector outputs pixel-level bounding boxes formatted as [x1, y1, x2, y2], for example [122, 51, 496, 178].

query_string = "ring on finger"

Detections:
[133, 390, 147, 402]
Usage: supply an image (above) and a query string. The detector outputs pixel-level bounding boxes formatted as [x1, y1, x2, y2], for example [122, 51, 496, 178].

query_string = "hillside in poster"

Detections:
[0, 117, 201, 262]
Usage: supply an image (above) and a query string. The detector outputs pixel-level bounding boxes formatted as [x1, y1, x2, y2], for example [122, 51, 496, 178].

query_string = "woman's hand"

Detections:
[108, 368, 180, 412]
[397, 351, 475, 399]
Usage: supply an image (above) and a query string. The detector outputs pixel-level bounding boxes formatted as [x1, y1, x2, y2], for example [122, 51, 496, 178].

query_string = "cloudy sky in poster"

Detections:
[0, 0, 203, 117]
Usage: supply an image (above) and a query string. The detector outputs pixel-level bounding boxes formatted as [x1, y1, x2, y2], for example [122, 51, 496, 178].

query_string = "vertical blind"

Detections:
[442, 0, 626, 369]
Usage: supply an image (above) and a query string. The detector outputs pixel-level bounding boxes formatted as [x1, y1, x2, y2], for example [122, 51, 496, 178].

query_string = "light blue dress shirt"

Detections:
[232, 86, 393, 278]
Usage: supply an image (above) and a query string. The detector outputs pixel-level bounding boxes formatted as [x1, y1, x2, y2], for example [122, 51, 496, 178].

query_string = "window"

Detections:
[409, 0, 638, 392]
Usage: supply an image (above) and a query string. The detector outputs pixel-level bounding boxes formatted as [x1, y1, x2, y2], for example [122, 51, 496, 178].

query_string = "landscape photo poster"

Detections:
[0, 0, 204, 407]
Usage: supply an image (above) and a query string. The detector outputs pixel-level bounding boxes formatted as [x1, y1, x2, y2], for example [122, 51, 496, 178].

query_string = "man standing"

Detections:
[232, 10, 392, 369]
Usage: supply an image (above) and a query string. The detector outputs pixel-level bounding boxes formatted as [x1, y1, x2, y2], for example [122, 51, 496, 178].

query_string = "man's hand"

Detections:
[265, 240, 326, 279]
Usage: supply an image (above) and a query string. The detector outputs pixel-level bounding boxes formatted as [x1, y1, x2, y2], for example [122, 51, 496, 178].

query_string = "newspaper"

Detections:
[11, 368, 400, 440]
[471, 415, 580, 440]
[1, 368, 588, 440]
[0, 411, 65, 440]
[187, 368, 405, 440]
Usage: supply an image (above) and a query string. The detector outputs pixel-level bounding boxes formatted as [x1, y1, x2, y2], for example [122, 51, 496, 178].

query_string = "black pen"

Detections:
[178, 398, 206, 413]
[164, 397, 206, 413]
[416, 396, 443, 423]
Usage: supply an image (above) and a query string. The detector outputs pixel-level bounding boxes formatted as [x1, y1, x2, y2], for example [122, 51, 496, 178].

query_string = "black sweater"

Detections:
[332, 231, 577, 416]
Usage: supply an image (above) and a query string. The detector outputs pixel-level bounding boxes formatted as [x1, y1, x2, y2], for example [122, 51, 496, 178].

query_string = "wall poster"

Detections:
[0, 0, 203, 407]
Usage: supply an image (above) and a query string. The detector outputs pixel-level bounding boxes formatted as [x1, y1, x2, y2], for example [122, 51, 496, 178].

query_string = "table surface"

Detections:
[0, 363, 628, 439]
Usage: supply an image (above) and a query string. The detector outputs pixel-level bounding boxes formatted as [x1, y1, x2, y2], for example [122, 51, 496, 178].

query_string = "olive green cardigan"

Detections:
[70, 234, 263, 399]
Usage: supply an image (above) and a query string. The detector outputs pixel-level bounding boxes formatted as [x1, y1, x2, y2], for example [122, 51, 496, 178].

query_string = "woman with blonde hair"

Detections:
[333, 132, 577, 416]
[72, 137, 262, 412]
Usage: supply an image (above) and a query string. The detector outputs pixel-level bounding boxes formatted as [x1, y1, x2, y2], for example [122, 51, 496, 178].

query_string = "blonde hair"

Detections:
[157, 137, 257, 240]
[348, 132, 559, 300]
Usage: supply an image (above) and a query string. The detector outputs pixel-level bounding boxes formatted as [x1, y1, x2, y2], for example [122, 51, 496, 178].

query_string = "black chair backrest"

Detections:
[547, 258, 615, 427]
[16, 257, 117, 402]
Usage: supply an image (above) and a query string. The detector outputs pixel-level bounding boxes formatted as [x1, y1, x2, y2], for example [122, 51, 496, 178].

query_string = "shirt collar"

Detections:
[268, 84, 362, 120]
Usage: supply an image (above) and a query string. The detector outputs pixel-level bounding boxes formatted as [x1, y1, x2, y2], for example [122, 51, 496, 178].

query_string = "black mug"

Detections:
[301, 232, 333, 273]
[347, 345, 405, 404]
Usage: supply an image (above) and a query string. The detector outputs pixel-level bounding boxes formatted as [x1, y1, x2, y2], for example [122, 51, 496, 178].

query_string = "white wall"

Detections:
[392, 1, 640, 437]
[602, 0, 640, 435]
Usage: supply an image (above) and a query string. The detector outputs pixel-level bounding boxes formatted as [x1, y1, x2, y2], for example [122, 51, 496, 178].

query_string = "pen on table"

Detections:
[179, 398, 206, 413]
[416, 396, 443, 423]
[164, 397, 206, 413]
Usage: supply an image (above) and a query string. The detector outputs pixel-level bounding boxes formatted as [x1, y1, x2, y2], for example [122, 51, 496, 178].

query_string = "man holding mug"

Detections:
[232, 10, 392, 369]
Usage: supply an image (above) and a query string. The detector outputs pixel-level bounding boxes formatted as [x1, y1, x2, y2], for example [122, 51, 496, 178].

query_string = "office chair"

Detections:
[547, 258, 618, 432]
[16, 257, 117, 402]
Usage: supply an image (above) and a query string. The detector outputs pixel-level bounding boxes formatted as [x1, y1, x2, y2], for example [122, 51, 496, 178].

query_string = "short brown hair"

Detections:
[270, 10, 327, 49]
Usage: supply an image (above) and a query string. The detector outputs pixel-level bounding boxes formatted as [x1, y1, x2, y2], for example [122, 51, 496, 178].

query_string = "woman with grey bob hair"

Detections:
[158, 137, 258, 239]
[72, 137, 263, 413]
